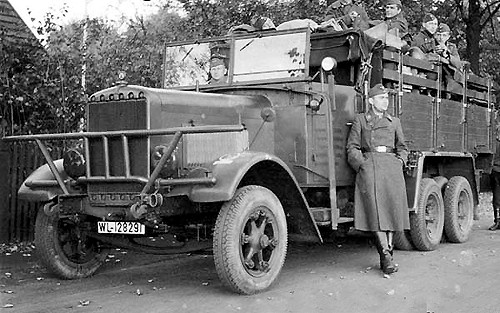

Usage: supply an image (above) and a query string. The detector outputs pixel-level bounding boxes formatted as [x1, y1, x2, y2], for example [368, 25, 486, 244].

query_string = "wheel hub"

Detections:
[240, 209, 278, 275]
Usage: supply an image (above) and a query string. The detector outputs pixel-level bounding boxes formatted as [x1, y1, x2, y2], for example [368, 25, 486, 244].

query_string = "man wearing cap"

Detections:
[384, 0, 408, 38]
[346, 83, 410, 275]
[410, 13, 439, 57]
[322, 0, 371, 30]
[435, 23, 462, 70]
[208, 57, 228, 84]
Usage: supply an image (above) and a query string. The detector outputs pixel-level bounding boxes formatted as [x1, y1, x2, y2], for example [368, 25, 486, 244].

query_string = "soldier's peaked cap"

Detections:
[368, 84, 388, 97]
[437, 23, 451, 33]
[210, 57, 226, 67]
[385, 0, 402, 6]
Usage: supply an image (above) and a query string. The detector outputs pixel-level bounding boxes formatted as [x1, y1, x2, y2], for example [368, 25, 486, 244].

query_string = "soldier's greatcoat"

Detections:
[411, 28, 436, 54]
[346, 111, 410, 231]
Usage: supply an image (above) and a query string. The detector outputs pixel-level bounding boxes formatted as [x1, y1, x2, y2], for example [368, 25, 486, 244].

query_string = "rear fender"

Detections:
[18, 159, 69, 202]
[406, 152, 479, 216]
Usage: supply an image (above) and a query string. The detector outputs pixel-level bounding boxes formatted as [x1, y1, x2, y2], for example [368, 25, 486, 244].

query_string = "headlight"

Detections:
[152, 145, 179, 178]
[321, 57, 337, 72]
[63, 148, 86, 180]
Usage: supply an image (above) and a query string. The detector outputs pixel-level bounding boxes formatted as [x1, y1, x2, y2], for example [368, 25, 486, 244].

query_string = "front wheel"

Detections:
[35, 209, 108, 279]
[213, 185, 288, 295]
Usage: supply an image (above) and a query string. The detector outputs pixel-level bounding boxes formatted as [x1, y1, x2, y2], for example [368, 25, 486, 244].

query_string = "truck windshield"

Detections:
[163, 30, 310, 87]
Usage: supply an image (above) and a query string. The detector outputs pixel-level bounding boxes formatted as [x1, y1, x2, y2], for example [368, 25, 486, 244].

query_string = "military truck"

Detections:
[5, 27, 495, 294]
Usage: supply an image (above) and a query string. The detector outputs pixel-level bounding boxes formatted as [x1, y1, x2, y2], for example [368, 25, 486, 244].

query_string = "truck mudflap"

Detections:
[18, 159, 69, 202]
[169, 150, 323, 243]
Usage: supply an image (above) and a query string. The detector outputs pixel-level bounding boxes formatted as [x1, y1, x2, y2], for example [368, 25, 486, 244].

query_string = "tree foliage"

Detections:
[1, 0, 499, 136]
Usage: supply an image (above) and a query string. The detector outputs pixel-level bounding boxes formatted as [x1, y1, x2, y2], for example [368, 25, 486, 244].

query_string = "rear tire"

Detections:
[213, 185, 288, 295]
[35, 209, 107, 279]
[393, 230, 414, 250]
[410, 178, 445, 251]
[443, 176, 474, 243]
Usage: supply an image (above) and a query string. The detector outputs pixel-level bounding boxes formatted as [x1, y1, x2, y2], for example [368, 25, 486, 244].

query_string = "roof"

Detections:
[0, 0, 39, 45]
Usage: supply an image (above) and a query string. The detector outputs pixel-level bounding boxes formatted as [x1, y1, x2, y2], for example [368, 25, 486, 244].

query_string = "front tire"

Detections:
[213, 185, 288, 295]
[35, 209, 108, 279]
[443, 176, 474, 243]
[410, 178, 445, 251]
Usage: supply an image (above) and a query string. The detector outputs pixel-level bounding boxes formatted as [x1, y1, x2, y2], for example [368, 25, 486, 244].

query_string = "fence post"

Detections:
[0, 140, 11, 243]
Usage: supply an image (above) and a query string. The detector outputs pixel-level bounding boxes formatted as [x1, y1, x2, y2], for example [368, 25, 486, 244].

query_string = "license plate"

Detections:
[97, 221, 145, 234]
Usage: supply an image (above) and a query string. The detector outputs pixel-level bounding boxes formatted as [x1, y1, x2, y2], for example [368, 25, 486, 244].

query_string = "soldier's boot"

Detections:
[386, 231, 395, 258]
[489, 207, 500, 231]
[374, 231, 398, 275]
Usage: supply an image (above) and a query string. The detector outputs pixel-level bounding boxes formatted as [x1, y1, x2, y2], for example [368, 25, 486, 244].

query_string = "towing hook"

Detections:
[130, 203, 148, 219]
[148, 193, 164, 207]
[43, 202, 60, 216]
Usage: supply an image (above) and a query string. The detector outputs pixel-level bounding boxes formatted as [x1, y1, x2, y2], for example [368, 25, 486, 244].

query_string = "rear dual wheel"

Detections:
[213, 185, 287, 295]
[443, 176, 474, 243]
[407, 176, 474, 251]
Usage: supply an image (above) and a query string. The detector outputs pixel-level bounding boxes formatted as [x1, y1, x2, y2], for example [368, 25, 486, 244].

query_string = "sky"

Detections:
[9, 0, 164, 37]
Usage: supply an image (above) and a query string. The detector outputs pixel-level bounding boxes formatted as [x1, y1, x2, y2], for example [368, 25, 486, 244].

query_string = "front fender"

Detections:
[170, 151, 322, 243]
[171, 151, 284, 202]
[18, 159, 69, 202]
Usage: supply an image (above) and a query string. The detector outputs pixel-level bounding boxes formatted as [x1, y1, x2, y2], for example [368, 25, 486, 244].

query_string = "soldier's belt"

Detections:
[363, 146, 394, 153]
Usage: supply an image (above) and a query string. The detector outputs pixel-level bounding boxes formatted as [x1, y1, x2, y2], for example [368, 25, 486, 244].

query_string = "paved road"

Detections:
[1, 205, 499, 313]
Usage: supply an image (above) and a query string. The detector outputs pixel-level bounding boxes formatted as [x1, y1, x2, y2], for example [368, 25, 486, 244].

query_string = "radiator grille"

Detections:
[87, 99, 149, 185]
[183, 130, 249, 167]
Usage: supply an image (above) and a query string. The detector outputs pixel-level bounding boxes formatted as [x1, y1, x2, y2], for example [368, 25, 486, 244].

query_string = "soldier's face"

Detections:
[435, 32, 450, 44]
[210, 64, 227, 81]
[423, 19, 438, 34]
[385, 5, 401, 18]
[370, 93, 389, 113]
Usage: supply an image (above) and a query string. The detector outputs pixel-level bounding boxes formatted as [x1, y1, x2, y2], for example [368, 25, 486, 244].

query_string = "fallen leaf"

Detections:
[387, 289, 395, 295]
[78, 300, 90, 307]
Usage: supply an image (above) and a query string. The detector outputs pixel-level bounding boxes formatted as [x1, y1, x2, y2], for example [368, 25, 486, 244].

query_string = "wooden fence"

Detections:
[0, 140, 62, 243]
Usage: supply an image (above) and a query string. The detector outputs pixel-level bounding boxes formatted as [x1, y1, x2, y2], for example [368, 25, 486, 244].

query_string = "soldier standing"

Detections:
[346, 84, 410, 274]
[489, 125, 500, 231]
